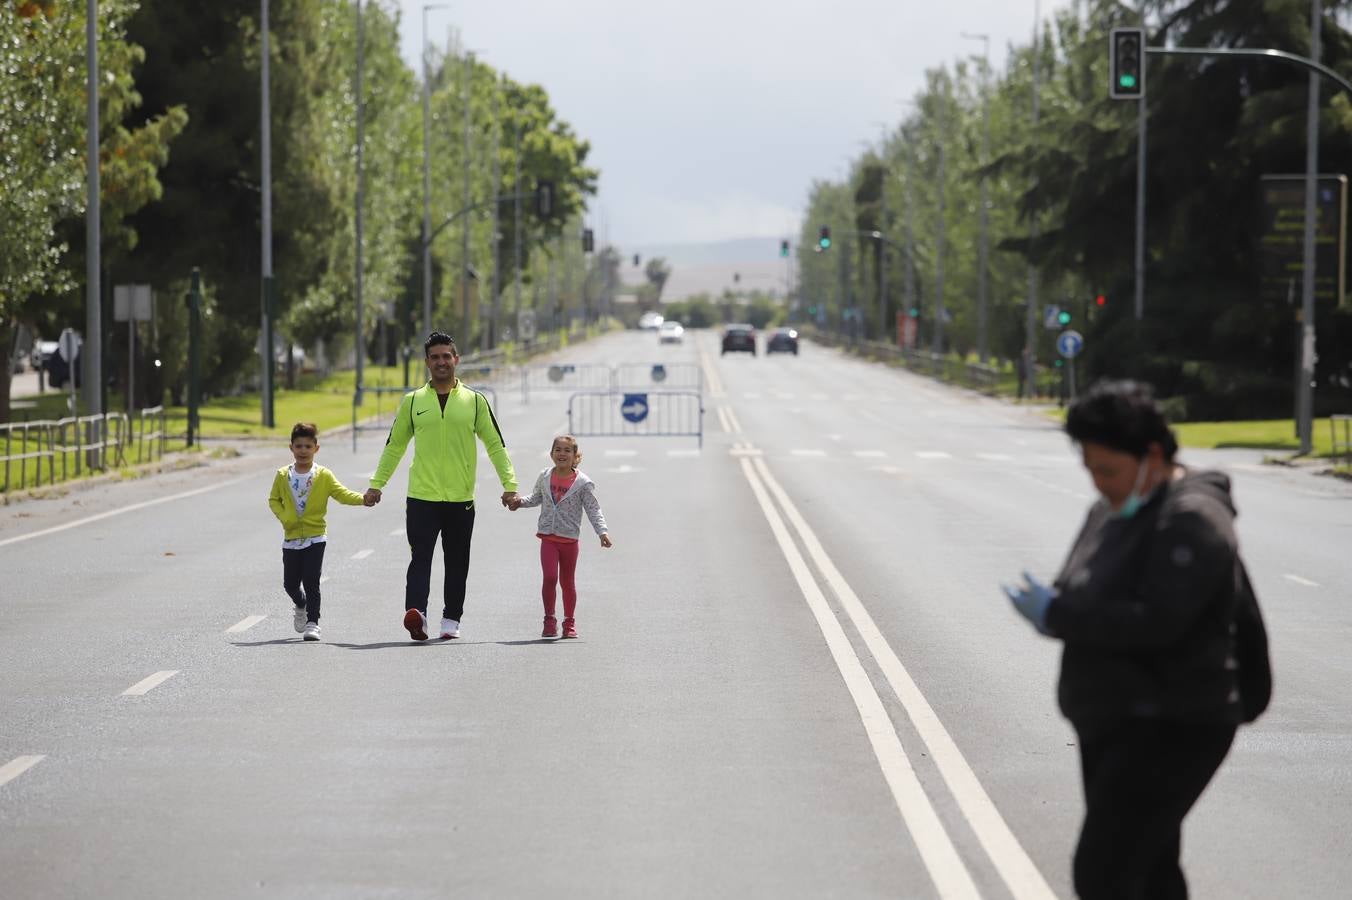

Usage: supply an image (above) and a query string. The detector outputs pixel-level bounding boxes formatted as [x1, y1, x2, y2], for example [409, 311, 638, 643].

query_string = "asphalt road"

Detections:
[2, 329, 1349, 899]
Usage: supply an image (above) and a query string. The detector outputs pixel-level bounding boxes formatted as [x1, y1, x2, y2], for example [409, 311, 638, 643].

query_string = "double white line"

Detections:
[736, 444, 1054, 896]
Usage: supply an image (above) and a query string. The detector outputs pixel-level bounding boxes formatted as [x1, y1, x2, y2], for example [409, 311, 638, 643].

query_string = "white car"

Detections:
[657, 321, 685, 344]
[638, 311, 664, 331]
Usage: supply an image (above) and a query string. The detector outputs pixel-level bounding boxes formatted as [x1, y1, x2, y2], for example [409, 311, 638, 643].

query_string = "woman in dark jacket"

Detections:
[1004, 380, 1269, 900]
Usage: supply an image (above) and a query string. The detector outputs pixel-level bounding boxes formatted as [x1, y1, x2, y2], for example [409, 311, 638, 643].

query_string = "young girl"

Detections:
[267, 422, 367, 641]
[511, 435, 612, 638]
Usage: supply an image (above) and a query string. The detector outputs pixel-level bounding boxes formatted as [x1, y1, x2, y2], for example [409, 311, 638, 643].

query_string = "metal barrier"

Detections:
[522, 363, 613, 403]
[1, 419, 58, 492]
[1332, 415, 1352, 466]
[567, 391, 704, 448]
[49, 413, 129, 480]
[137, 405, 167, 464]
[612, 362, 705, 394]
[352, 384, 499, 451]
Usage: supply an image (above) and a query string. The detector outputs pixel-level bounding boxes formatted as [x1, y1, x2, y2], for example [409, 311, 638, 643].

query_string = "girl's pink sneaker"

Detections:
[561, 618, 578, 639]
[542, 616, 559, 638]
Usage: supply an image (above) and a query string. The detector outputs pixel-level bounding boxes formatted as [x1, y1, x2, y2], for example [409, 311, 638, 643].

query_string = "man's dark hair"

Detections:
[424, 331, 457, 356]
[291, 422, 319, 442]
[1065, 379, 1178, 460]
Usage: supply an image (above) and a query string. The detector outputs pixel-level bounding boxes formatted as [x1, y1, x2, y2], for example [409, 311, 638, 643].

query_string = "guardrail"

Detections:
[1332, 415, 1352, 467]
[1, 406, 165, 492]
[521, 363, 614, 403]
[612, 362, 705, 394]
[567, 390, 704, 448]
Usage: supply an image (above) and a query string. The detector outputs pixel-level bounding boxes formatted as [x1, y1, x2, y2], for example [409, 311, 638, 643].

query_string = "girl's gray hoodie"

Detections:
[518, 468, 608, 539]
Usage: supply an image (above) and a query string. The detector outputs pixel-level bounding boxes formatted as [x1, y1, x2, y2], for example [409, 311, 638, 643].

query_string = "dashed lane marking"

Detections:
[225, 615, 267, 634]
[0, 756, 45, 789]
[121, 670, 180, 697]
[915, 451, 952, 460]
[1284, 574, 1320, 588]
[791, 449, 828, 457]
[854, 450, 888, 458]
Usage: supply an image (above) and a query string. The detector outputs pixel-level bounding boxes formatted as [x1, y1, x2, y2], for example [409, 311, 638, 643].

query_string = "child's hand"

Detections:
[600, 534, 613, 549]
[507, 498, 521, 511]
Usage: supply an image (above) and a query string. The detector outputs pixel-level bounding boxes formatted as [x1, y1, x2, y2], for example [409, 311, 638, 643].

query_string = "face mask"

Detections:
[1117, 458, 1151, 519]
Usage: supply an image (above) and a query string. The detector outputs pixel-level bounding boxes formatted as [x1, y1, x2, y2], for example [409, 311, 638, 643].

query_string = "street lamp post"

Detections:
[421, 4, 448, 339]
[1024, 0, 1043, 395]
[84, 0, 102, 426]
[260, 0, 275, 427]
[962, 31, 991, 363]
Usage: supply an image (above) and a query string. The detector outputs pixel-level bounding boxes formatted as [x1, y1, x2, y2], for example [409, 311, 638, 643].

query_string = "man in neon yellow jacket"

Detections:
[364, 332, 518, 642]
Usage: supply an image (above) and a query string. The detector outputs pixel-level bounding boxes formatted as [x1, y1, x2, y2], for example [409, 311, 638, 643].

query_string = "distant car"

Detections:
[720, 324, 756, 355]
[658, 321, 685, 344]
[638, 311, 665, 331]
[766, 327, 799, 355]
[30, 340, 58, 372]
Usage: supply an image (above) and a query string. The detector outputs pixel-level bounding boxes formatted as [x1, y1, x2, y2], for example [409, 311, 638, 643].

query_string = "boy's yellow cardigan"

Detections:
[268, 465, 365, 542]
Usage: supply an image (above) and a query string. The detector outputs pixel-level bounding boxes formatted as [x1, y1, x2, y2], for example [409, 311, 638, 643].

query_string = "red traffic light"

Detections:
[1095, 295, 1106, 306]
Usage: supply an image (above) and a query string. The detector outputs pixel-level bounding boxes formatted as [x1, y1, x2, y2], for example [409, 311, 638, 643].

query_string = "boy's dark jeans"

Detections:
[282, 542, 327, 623]
[405, 498, 475, 621]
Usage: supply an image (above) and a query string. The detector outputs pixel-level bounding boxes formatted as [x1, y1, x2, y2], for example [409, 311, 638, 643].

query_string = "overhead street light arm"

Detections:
[1146, 46, 1352, 97]
[426, 192, 526, 246]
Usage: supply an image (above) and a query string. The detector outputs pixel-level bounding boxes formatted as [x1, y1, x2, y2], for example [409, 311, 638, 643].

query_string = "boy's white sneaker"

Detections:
[293, 605, 307, 633]
[439, 618, 460, 640]
[303, 621, 321, 641]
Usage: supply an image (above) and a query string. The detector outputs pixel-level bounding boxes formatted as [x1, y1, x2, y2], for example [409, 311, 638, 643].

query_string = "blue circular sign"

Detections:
[1057, 330, 1084, 359]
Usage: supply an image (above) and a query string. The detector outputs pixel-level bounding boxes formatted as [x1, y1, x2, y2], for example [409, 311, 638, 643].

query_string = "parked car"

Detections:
[720, 324, 756, 355]
[657, 320, 685, 344]
[638, 311, 665, 331]
[766, 327, 799, 355]
[30, 340, 58, 372]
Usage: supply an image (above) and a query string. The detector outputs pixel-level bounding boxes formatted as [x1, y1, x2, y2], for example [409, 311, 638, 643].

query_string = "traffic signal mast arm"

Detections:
[1145, 46, 1352, 97]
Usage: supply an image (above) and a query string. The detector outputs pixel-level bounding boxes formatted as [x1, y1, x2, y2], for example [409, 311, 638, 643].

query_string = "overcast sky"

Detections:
[392, 0, 1071, 247]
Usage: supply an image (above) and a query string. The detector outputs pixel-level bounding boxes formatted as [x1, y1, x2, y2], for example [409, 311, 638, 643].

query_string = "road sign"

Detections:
[620, 393, 649, 423]
[518, 309, 537, 341]
[651, 364, 667, 383]
[1057, 330, 1084, 359]
[58, 328, 82, 363]
[1043, 305, 1063, 330]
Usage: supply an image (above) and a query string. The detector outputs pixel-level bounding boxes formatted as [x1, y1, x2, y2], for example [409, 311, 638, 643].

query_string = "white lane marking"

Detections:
[716, 406, 733, 434]
[738, 458, 980, 899]
[724, 407, 744, 435]
[604, 449, 638, 457]
[667, 449, 701, 458]
[121, 670, 180, 697]
[698, 348, 726, 398]
[225, 615, 267, 634]
[751, 456, 1057, 900]
[854, 450, 888, 458]
[389, 527, 406, 537]
[0, 755, 45, 788]
[729, 446, 764, 458]
[351, 548, 374, 560]
[791, 449, 828, 457]
[605, 464, 644, 474]
[1284, 574, 1320, 588]
[0, 472, 257, 549]
[977, 453, 1014, 462]
[915, 451, 952, 460]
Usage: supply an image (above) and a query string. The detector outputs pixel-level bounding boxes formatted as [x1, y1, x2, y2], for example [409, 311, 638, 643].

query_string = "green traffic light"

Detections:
[1119, 73, 1138, 89]
[908, 308, 919, 318]
[819, 238, 831, 249]
[1058, 311, 1072, 325]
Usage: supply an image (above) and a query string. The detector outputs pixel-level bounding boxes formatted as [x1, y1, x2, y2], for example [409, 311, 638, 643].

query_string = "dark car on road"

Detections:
[721, 324, 756, 355]
[766, 327, 799, 355]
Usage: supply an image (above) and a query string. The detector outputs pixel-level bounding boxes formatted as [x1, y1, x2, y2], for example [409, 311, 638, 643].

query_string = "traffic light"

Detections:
[534, 180, 554, 217]
[780, 239, 790, 258]
[581, 228, 594, 253]
[1095, 294, 1106, 307]
[1057, 310, 1072, 326]
[818, 226, 831, 250]
[807, 305, 818, 315]
[1110, 27, 1145, 99]
[633, 254, 641, 267]
[908, 307, 919, 318]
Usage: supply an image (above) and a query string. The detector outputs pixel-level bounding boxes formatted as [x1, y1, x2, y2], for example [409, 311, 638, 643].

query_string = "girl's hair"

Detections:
[551, 434, 581, 468]
[1065, 379, 1178, 461]
[291, 422, 319, 442]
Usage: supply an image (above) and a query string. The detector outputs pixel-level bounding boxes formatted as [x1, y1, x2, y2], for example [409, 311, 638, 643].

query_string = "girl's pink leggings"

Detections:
[540, 539, 580, 618]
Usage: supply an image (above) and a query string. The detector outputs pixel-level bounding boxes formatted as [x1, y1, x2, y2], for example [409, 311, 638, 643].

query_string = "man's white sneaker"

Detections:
[303, 621, 322, 641]
[440, 618, 460, 640]
[293, 606, 307, 633]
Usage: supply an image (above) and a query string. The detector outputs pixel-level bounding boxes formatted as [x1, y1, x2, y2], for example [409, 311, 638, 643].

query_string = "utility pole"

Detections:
[354, 0, 365, 392]
[1298, 0, 1323, 454]
[513, 121, 523, 334]
[420, 4, 446, 338]
[1024, 0, 1042, 388]
[461, 51, 473, 340]
[83, 0, 102, 424]
[934, 75, 947, 356]
[1134, 3, 1148, 321]
[488, 80, 501, 350]
[260, 0, 275, 428]
[963, 32, 992, 362]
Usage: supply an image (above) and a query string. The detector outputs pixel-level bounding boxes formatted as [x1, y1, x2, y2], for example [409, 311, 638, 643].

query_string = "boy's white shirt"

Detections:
[282, 464, 326, 550]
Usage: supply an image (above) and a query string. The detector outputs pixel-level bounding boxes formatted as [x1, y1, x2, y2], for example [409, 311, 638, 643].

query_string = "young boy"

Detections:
[267, 423, 366, 641]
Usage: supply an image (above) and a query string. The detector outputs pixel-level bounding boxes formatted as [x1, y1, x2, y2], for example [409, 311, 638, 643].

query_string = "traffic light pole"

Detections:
[1134, 6, 1147, 323]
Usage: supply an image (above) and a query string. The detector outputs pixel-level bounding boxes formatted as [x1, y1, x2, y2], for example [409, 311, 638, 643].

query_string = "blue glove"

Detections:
[1002, 571, 1056, 636]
